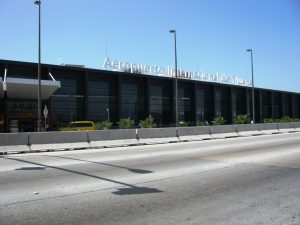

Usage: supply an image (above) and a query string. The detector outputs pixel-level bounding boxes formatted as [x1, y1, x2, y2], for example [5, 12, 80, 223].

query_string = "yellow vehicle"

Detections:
[60, 121, 95, 131]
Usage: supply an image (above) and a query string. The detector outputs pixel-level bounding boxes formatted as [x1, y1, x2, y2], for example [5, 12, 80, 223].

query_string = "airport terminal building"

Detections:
[0, 58, 299, 132]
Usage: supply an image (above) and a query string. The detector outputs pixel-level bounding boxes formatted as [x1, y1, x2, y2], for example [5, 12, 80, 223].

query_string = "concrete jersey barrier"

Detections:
[293, 122, 300, 132]
[209, 125, 239, 139]
[0, 133, 30, 153]
[138, 127, 179, 144]
[29, 131, 90, 151]
[277, 122, 296, 133]
[259, 123, 279, 135]
[88, 129, 138, 148]
[1, 122, 298, 154]
[236, 124, 261, 136]
[177, 126, 211, 141]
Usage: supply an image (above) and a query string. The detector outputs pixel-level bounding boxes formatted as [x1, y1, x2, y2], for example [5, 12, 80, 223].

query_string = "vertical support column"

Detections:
[230, 87, 236, 124]
[172, 78, 176, 126]
[246, 88, 251, 117]
[4, 63, 8, 132]
[117, 74, 122, 121]
[270, 92, 274, 119]
[213, 85, 218, 118]
[178, 80, 181, 124]
[289, 94, 293, 118]
[84, 71, 89, 120]
[268, 91, 271, 119]
[281, 93, 285, 117]
[258, 90, 263, 123]
[292, 94, 295, 118]
[168, 80, 173, 126]
[145, 77, 150, 118]
[208, 85, 214, 122]
[298, 95, 300, 118]
[46, 67, 51, 129]
[193, 83, 197, 125]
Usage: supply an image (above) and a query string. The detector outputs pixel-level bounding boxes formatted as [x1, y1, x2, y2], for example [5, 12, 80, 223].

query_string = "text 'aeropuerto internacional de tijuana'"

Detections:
[103, 57, 252, 87]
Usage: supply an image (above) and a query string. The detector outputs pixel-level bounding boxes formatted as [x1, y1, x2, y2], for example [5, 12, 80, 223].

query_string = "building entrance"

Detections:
[8, 116, 38, 133]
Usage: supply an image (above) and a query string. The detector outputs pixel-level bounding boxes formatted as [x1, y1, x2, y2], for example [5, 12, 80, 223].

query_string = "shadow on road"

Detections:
[45, 155, 153, 174]
[6, 157, 162, 196]
[15, 167, 46, 170]
[113, 187, 163, 195]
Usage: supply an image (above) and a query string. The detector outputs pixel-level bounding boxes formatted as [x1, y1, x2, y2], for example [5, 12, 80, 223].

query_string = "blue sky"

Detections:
[0, 0, 299, 92]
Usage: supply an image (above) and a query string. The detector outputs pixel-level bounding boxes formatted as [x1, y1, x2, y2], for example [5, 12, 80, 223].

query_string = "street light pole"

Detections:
[34, 0, 42, 132]
[247, 49, 255, 124]
[169, 29, 178, 127]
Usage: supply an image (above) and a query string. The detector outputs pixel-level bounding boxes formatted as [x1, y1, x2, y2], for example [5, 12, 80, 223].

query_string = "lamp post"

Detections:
[169, 29, 178, 127]
[34, 0, 42, 132]
[247, 49, 255, 124]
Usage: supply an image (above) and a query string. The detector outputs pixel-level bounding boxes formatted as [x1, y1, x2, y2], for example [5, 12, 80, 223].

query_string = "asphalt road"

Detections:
[1, 133, 300, 225]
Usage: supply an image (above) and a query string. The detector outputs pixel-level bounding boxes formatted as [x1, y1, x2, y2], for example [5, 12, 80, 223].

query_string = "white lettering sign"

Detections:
[103, 57, 251, 87]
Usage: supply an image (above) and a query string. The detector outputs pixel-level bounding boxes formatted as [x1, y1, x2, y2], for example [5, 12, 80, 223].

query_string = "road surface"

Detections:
[1, 132, 300, 225]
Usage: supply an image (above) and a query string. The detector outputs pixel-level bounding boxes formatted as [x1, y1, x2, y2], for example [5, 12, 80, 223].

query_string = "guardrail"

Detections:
[0, 122, 299, 154]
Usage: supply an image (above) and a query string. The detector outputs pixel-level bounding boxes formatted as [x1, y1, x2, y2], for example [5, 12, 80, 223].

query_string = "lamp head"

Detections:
[246, 49, 252, 52]
[169, 29, 176, 33]
[34, 0, 41, 5]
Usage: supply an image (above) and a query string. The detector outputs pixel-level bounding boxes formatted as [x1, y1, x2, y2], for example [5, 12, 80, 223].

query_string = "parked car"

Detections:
[59, 121, 95, 131]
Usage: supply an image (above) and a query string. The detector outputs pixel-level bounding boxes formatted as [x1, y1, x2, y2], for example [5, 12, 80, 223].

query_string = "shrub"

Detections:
[263, 118, 274, 123]
[95, 120, 113, 130]
[179, 121, 189, 127]
[280, 116, 293, 122]
[139, 117, 156, 128]
[278, 116, 300, 123]
[211, 116, 226, 125]
[196, 120, 209, 126]
[117, 118, 135, 129]
[234, 114, 250, 124]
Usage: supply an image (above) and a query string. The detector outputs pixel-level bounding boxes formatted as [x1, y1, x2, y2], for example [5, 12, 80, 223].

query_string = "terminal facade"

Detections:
[0, 59, 299, 132]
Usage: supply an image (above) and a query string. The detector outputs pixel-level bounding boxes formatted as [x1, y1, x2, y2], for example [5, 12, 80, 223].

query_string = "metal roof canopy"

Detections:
[0, 77, 61, 99]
